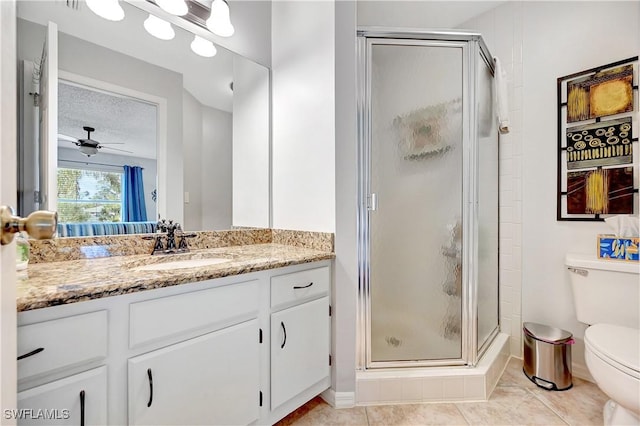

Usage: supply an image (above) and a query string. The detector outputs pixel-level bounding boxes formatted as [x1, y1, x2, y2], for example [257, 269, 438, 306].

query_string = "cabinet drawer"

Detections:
[18, 311, 107, 382]
[271, 266, 329, 310]
[129, 280, 259, 348]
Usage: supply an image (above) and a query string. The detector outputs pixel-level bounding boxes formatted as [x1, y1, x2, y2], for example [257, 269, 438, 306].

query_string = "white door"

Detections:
[38, 22, 58, 212]
[17, 366, 107, 425]
[270, 297, 330, 410]
[1, 1, 18, 423]
[128, 319, 260, 426]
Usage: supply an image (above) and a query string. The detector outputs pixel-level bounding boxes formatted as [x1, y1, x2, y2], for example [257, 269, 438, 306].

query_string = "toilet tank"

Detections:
[566, 253, 640, 328]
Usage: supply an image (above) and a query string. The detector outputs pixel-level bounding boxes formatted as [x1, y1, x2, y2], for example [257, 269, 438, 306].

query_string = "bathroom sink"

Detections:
[131, 257, 231, 272]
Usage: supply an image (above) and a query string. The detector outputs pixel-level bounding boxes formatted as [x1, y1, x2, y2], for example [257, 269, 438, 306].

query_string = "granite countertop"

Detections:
[17, 243, 335, 312]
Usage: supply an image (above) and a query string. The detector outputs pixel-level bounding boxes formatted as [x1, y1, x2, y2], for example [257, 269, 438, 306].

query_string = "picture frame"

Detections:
[557, 57, 639, 221]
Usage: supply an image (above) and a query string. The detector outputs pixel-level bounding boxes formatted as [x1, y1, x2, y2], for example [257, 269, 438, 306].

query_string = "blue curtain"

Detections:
[123, 165, 147, 222]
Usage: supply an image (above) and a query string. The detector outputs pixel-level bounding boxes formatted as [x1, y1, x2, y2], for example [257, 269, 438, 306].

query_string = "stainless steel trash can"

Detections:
[523, 322, 573, 391]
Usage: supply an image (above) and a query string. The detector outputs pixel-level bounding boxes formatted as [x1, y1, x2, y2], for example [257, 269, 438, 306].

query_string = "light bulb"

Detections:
[190, 36, 217, 58]
[206, 0, 234, 37]
[156, 0, 188, 16]
[144, 14, 175, 40]
[86, 0, 124, 21]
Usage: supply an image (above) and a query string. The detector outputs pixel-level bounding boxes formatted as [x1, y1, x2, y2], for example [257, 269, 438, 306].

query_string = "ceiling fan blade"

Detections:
[100, 146, 133, 154]
[97, 142, 125, 145]
[58, 133, 78, 142]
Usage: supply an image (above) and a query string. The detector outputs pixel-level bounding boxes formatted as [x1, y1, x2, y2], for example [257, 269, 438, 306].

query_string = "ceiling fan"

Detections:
[58, 126, 133, 157]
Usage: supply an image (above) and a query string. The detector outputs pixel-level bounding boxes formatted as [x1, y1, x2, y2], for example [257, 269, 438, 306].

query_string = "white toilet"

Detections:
[566, 253, 640, 426]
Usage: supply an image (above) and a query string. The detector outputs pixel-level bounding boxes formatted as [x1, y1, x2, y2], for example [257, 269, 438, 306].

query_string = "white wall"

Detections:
[202, 106, 233, 230]
[58, 147, 158, 221]
[232, 55, 269, 228]
[334, 0, 358, 397]
[271, 0, 335, 233]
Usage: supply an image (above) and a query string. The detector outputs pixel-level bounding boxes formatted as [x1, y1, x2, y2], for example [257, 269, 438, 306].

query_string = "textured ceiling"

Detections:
[58, 82, 157, 159]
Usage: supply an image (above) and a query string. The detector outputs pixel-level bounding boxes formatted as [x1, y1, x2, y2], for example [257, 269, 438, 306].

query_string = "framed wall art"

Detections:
[557, 57, 639, 221]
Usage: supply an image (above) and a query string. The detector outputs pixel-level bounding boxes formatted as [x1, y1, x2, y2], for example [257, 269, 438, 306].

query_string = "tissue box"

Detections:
[597, 235, 639, 261]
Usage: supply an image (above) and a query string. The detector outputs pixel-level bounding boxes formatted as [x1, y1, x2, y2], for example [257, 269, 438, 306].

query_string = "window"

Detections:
[57, 168, 123, 223]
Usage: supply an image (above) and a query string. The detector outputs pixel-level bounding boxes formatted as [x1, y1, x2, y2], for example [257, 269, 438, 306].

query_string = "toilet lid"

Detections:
[585, 324, 640, 376]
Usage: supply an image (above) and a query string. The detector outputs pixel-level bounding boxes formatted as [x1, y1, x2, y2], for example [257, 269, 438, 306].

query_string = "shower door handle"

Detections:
[368, 193, 378, 211]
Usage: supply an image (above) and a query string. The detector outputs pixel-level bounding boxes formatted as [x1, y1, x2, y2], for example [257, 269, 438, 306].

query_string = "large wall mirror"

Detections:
[16, 0, 270, 236]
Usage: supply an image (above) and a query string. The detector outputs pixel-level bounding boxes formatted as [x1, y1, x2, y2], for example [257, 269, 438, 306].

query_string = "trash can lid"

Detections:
[523, 322, 573, 344]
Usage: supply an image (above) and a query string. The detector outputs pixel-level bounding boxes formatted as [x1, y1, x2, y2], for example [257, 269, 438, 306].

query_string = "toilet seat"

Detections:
[585, 324, 640, 379]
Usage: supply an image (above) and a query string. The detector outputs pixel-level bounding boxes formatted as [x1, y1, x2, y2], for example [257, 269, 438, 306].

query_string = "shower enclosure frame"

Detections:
[356, 28, 500, 370]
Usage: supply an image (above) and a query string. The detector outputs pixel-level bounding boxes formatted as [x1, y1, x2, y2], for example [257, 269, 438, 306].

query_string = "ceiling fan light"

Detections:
[190, 35, 217, 57]
[155, 0, 188, 16]
[86, 0, 125, 21]
[144, 14, 175, 40]
[79, 145, 99, 157]
[206, 0, 235, 37]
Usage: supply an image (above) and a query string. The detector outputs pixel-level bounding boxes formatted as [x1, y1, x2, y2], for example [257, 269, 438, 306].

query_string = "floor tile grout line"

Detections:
[364, 404, 370, 426]
[452, 401, 473, 425]
[523, 387, 571, 426]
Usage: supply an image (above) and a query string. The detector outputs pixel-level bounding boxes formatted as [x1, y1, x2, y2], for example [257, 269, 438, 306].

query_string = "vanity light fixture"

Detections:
[206, 0, 234, 37]
[144, 14, 176, 40]
[86, 0, 125, 21]
[190, 35, 217, 57]
[155, 0, 188, 16]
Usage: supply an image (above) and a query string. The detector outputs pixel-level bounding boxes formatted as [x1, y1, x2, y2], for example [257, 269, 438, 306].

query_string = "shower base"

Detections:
[356, 333, 510, 405]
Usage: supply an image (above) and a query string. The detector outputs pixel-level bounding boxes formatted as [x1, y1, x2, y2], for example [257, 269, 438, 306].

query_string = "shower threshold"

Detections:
[355, 333, 510, 405]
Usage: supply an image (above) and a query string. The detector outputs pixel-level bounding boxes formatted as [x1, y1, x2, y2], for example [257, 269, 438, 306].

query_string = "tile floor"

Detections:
[276, 358, 608, 425]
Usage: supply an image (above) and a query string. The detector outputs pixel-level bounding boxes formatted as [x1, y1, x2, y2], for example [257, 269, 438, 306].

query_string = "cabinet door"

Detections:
[271, 297, 330, 410]
[128, 319, 260, 426]
[17, 366, 107, 425]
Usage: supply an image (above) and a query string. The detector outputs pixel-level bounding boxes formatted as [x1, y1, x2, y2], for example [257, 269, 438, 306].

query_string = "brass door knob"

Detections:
[0, 206, 58, 245]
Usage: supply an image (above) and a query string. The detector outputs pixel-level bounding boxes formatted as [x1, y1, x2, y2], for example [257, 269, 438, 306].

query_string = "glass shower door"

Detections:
[476, 51, 500, 352]
[367, 41, 466, 364]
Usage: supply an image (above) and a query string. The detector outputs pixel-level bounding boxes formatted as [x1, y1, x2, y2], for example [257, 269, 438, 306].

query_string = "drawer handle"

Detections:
[280, 322, 287, 349]
[147, 368, 153, 407]
[17, 347, 44, 360]
[79, 390, 85, 426]
[293, 282, 313, 290]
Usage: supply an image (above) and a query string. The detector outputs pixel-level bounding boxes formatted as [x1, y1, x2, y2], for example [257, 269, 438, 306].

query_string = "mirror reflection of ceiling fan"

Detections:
[58, 126, 133, 157]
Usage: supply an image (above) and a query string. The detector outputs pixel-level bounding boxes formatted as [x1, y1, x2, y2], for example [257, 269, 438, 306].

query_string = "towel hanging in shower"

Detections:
[494, 56, 510, 134]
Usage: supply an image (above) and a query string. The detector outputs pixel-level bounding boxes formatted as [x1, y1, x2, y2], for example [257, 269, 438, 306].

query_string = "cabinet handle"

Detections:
[293, 282, 313, 290]
[79, 390, 85, 426]
[147, 368, 153, 407]
[280, 322, 287, 349]
[17, 347, 44, 360]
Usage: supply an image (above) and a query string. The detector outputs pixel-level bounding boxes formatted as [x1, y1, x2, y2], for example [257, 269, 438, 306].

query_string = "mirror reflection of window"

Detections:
[57, 168, 123, 223]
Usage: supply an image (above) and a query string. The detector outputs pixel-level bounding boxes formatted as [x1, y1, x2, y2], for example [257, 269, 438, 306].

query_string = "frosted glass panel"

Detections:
[369, 44, 463, 362]
[477, 53, 499, 349]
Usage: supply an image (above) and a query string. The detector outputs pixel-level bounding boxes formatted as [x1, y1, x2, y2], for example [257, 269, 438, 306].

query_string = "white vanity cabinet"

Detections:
[269, 266, 331, 415]
[17, 260, 332, 425]
[128, 320, 260, 426]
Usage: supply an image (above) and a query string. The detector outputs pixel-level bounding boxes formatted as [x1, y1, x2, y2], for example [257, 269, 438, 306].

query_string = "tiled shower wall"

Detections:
[460, 2, 524, 357]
